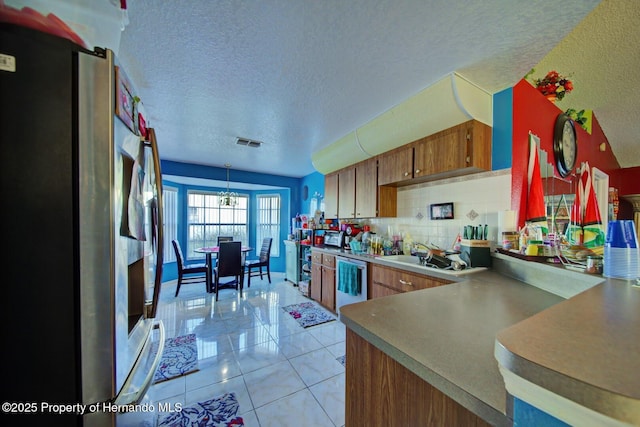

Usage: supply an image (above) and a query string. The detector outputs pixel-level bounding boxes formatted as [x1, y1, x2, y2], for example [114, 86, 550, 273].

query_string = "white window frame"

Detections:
[186, 190, 249, 260]
[162, 186, 178, 263]
[256, 194, 280, 257]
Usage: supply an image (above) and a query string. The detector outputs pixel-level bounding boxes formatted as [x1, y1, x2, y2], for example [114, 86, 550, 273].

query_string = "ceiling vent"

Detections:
[236, 137, 263, 148]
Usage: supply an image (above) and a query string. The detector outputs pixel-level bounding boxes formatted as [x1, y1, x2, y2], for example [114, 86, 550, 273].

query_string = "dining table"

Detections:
[195, 245, 253, 293]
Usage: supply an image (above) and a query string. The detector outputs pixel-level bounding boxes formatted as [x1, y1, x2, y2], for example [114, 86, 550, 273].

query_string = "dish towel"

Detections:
[338, 262, 361, 296]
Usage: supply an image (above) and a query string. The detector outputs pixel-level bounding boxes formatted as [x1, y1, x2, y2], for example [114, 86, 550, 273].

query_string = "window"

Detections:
[186, 191, 248, 259]
[163, 186, 178, 263]
[256, 194, 280, 257]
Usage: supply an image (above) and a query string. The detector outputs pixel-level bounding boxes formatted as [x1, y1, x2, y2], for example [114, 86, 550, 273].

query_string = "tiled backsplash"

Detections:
[367, 169, 512, 250]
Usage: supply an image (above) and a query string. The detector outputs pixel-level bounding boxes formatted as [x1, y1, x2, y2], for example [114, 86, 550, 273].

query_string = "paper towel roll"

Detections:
[498, 210, 517, 234]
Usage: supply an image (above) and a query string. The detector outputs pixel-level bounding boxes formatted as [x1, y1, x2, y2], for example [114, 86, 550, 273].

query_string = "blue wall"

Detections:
[300, 171, 325, 217]
[161, 160, 307, 282]
[492, 88, 513, 170]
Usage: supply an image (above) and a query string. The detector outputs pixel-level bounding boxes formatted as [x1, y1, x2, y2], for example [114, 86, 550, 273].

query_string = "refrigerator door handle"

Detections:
[113, 320, 165, 406]
[145, 128, 165, 319]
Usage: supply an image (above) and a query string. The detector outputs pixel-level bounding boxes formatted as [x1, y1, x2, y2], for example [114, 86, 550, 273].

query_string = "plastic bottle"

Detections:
[453, 235, 462, 252]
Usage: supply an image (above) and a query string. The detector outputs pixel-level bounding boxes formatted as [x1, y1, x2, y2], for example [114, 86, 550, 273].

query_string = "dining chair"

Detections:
[172, 239, 209, 297]
[214, 236, 233, 267]
[245, 237, 273, 288]
[213, 241, 244, 301]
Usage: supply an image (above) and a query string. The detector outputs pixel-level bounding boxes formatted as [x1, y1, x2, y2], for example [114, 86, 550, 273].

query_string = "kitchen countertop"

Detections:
[338, 252, 640, 425]
[495, 278, 640, 425]
[340, 270, 563, 426]
[310, 245, 481, 281]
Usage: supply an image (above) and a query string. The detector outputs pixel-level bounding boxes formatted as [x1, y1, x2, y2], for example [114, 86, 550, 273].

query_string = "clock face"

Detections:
[553, 113, 577, 178]
[562, 121, 576, 169]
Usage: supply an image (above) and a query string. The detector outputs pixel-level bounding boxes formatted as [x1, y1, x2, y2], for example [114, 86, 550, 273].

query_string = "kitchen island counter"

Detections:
[340, 252, 640, 426]
[340, 270, 563, 425]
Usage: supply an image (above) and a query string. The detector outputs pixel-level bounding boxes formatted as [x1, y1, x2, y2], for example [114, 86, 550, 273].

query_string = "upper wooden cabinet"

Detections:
[322, 120, 490, 218]
[377, 145, 414, 186]
[355, 158, 378, 218]
[324, 172, 338, 219]
[414, 120, 491, 179]
[377, 120, 491, 186]
[338, 167, 356, 218]
[326, 158, 395, 219]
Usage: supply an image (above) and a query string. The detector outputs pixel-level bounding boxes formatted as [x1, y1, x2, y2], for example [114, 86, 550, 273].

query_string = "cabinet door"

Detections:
[324, 173, 339, 219]
[370, 264, 452, 298]
[321, 265, 335, 311]
[355, 158, 377, 218]
[377, 145, 413, 186]
[338, 167, 356, 219]
[465, 120, 492, 171]
[311, 263, 322, 301]
[414, 127, 465, 177]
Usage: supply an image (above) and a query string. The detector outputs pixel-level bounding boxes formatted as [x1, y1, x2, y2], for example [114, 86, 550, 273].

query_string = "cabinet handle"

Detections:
[466, 156, 470, 163]
[415, 169, 421, 174]
[403, 171, 409, 177]
[399, 279, 413, 286]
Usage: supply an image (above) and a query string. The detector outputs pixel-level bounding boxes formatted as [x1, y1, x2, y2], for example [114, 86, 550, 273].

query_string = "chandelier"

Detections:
[219, 163, 238, 206]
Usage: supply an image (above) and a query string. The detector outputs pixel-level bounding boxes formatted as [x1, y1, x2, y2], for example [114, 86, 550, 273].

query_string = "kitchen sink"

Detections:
[380, 254, 487, 276]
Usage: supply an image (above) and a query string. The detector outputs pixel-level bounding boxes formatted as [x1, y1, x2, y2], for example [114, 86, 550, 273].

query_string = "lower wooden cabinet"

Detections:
[345, 328, 492, 426]
[311, 250, 336, 312]
[370, 264, 452, 298]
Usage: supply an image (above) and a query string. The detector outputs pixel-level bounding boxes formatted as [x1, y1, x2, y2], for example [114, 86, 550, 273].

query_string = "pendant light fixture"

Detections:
[219, 163, 238, 206]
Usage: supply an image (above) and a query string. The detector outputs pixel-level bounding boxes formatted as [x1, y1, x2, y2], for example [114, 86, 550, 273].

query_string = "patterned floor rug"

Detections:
[282, 301, 336, 328]
[153, 333, 199, 384]
[157, 392, 244, 427]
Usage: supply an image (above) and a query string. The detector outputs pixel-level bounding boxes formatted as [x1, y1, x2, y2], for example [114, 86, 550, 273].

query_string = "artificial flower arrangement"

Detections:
[532, 69, 574, 100]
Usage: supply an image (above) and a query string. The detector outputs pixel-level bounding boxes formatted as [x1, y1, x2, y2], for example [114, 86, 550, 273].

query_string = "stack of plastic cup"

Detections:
[603, 220, 639, 279]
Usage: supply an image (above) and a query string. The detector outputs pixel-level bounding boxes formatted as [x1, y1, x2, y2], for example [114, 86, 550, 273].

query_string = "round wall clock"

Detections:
[553, 113, 577, 178]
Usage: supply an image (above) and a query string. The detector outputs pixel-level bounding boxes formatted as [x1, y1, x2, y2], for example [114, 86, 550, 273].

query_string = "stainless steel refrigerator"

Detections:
[1, 24, 165, 426]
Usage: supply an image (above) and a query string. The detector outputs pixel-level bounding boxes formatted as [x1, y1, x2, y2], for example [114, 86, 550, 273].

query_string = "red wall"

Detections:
[511, 79, 623, 229]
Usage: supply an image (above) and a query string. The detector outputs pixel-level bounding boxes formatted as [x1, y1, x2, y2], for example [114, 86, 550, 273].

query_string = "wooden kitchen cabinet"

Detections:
[332, 158, 396, 219]
[354, 159, 375, 218]
[311, 250, 336, 312]
[370, 264, 452, 298]
[324, 172, 338, 219]
[338, 167, 356, 218]
[413, 120, 491, 179]
[346, 328, 492, 427]
[377, 145, 414, 186]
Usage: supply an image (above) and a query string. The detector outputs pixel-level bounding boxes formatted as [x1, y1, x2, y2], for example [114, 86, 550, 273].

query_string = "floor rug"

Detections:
[153, 333, 199, 384]
[282, 301, 336, 328]
[157, 392, 244, 427]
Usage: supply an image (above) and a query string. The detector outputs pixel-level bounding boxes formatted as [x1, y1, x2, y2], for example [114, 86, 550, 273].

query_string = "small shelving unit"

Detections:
[300, 245, 312, 281]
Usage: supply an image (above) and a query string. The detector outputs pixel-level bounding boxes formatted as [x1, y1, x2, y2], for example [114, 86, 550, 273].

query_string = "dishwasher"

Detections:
[335, 256, 368, 314]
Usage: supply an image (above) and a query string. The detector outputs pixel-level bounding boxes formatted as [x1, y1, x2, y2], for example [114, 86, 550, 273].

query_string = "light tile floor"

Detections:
[150, 272, 346, 427]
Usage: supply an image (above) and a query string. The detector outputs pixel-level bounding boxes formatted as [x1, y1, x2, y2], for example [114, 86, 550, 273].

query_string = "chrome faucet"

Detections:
[410, 242, 430, 256]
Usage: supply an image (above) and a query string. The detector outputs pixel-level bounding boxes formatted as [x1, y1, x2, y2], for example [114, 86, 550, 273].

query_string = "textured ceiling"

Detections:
[531, 0, 640, 168]
[115, 0, 636, 179]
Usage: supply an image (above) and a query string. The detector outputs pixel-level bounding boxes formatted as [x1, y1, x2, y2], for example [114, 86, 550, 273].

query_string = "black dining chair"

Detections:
[172, 239, 209, 297]
[245, 237, 273, 288]
[217, 236, 234, 245]
[214, 236, 233, 267]
[213, 241, 244, 301]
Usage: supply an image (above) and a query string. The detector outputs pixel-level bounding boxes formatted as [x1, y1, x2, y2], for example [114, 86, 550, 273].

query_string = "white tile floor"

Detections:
[151, 273, 346, 427]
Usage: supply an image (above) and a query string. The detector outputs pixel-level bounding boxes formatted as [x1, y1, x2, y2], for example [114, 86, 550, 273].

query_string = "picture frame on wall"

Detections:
[430, 202, 454, 220]
[115, 66, 137, 134]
